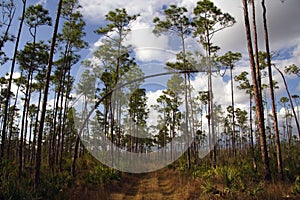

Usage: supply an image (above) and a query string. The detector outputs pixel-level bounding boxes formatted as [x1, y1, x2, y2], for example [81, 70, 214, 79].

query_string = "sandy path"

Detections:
[108, 169, 201, 200]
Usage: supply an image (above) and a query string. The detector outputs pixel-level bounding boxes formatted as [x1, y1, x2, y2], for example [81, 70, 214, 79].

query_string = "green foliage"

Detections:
[292, 176, 300, 194]
[38, 172, 74, 198]
[217, 51, 242, 69]
[153, 5, 192, 36]
[234, 71, 253, 95]
[193, 0, 235, 54]
[0, 163, 74, 199]
[200, 180, 215, 194]
[191, 164, 209, 179]
[282, 144, 300, 181]
[24, 4, 52, 36]
[192, 162, 265, 197]
[0, 180, 33, 200]
[0, 163, 32, 200]
[86, 165, 120, 185]
[284, 64, 300, 77]
[95, 8, 139, 36]
[0, 0, 15, 64]
[217, 166, 245, 193]
[248, 181, 263, 196]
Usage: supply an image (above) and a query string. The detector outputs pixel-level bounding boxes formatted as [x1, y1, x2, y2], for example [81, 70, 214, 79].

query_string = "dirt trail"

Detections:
[108, 168, 201, 200]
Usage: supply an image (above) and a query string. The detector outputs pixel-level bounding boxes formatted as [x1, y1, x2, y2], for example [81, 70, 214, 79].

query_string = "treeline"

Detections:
[0, 0, 299, 199]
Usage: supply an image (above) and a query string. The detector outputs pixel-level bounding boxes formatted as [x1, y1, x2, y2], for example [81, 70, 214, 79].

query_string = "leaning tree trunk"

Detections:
[242, 0, 271, 181]
[273, 65, 300, 140]
[35, 0, 63, 190]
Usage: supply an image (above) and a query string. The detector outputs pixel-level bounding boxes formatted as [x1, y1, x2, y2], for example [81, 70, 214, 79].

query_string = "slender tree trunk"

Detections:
[35, 0, 63, 190]
[184, 73, 191, 169]
[188, 75, 197, 161]
[273, 65, 300, 140]
[19, 39, 36, 178]
[251, 0, 263, 103]
[1, 0, 27, 163]
[242, 0, 271, 180]
[57, 74, 66, 167]
[230, 65, 236, 157]
[261, 0, 283, 180]
[7, 74, 22, 160]
[180, 34, 191, 169]
[249, 94, 257, 171]
[31, 87, 42, 164]
[0, 2, 15, 52]
[72, 135, 80, 177]
[23, 69, 35, 166]
[59, 81, 71, 171]
[206, 33, 216, 168]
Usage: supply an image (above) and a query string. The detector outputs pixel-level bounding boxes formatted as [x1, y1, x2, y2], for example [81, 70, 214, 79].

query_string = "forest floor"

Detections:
[69, 168, 203, 200]
[68, 166, 300, 200]
[108, 168, 201, 200]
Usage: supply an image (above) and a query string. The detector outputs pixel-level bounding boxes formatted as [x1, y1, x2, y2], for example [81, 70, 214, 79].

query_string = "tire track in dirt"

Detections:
[109, 169, 181, 200]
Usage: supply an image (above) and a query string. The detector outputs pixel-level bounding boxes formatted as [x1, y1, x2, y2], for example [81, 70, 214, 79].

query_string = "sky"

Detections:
[1, 0, 300, 137]
[75, 0, 300, 132]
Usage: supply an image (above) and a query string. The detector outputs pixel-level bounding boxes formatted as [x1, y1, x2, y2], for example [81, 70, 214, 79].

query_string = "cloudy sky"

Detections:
[74, 0, 300, 126]
[1, 0, 299, 135]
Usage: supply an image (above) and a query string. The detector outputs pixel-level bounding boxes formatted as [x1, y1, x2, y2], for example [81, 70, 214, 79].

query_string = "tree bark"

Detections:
[261, 0, 283, 180]
[1, 0, 27, 163]
[242, 0, 271, 181]
[35, 0, 63, 190]
[273, 65, 300, 140]
[230, 65, 236, 157]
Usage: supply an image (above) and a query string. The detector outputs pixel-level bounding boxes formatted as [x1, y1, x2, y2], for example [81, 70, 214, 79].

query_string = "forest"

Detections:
[0, 0, 300, 199]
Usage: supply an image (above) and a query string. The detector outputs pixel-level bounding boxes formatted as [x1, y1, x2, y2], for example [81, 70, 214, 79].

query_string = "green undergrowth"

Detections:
[175, 146, 300, 199]
[0, 153, 121, 199]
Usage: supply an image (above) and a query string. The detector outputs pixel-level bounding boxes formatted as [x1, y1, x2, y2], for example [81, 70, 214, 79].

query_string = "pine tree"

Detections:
[193, 0, 235, 168]
[1, 0, 27, 163]
[153, 4, 193, 169]
[35, 0, 63, 190]
[217, 51, 242, 156]
[0, 0, 15, 64]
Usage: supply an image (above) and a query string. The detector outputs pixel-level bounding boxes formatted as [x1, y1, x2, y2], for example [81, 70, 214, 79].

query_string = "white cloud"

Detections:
[79, 0, 300, 54]
[127, 27, 171, 62]
[79, 0, 165, 24]
[78, 0, 300, 130]
[36, 0, 47, 5]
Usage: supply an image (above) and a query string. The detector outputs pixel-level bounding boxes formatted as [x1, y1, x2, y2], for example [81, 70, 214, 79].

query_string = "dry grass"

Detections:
[107, 168, 203, 200]
[67, 167, 300, 200]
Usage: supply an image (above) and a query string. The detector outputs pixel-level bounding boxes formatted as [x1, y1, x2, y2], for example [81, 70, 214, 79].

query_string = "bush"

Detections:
[292, 176, 300, 194]
[0, 180, 33, 200]
[86, 165, 120, 185]
[38, 171, 74, 198]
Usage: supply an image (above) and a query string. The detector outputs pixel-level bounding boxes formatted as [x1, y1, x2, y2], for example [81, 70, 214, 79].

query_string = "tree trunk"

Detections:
[273, 65, 300, 140]
[1, 0, 27, 163]
[261, 0, 283, 180]
[7, 73, 22, 161]
[19, 37, 36, 178]
[230, 65, 236, 157]
[249, 94, 257, 171]
[242, 0, 271, 181]
[31, 88, 42, 165]
[35, 0, 63, 190]
[72, 135, 80, 177]
[251, 0, 263, 107]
